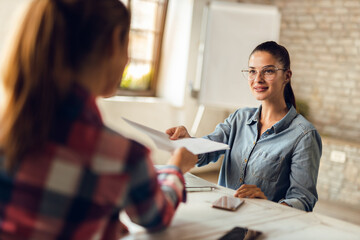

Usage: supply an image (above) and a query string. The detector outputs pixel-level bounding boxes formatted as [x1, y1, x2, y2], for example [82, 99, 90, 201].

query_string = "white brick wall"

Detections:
[237, 0, 360, 141]
[277, 0, 360, 141]
[319, 138, 360, 206]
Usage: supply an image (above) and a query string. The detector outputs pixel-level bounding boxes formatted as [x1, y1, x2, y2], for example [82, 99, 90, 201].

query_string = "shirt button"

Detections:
[253, 141, 256, 145]
[244, 159, 248, 163]
[239, 178, 243, 183]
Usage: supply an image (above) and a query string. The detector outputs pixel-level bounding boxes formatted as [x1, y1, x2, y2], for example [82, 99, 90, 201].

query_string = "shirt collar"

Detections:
[247, 105, 262, 125]
[246, 104, 298, 134]
[74, 84, 103, 126]
[273, 104, 297, 133]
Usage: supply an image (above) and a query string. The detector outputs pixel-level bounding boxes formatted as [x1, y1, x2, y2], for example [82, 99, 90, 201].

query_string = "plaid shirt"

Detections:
[0, 85, 186, 240]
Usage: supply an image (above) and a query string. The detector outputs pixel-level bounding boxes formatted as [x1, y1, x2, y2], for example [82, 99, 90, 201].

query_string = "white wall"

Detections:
[0, 0, 30, 117]
[156, 0, 193, 107]
[0, 0, 28, 55]
[97, 97, 179, 165]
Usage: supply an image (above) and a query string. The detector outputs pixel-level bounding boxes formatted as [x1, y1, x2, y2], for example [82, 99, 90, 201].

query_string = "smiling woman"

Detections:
[166, 41, 322, 212]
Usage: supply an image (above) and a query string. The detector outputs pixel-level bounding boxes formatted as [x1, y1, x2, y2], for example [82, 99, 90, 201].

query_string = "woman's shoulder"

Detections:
[291, 113, 319, 135]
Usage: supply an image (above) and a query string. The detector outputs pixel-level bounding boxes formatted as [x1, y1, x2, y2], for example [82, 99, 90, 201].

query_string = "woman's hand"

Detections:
[168, 147, 197, 173]
[280, 202, 290, 207]
[166, 126, 191, 140]
[233, 184, 267, 199]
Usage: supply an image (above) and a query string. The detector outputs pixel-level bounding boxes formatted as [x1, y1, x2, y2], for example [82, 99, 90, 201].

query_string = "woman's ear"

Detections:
[284, 69, 292, 84]
[108, 26, 124, 58]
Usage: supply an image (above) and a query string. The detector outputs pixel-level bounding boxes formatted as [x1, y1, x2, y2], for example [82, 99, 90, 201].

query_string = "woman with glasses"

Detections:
[0, 0, 198, 239]
[167, 41, 322, 212]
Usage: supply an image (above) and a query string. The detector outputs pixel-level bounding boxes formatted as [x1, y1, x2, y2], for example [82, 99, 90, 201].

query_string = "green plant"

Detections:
[120, 65, 153, 90]
[296, 99, 309, 118]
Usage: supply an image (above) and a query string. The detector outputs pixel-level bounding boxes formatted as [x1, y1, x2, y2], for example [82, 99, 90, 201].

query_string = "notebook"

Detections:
[184, 172, 217, 192]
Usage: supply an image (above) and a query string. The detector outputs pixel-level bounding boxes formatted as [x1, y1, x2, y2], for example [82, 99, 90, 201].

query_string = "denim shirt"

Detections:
[198, 105, 322, 212]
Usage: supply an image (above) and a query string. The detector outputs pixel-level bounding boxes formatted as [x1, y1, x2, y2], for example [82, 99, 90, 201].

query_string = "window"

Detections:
[118, 0, 168, 96]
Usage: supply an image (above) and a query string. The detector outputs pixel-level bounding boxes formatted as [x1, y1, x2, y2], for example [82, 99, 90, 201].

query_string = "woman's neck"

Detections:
[260, 100, 289, 124]
[76, 64, 106, 97]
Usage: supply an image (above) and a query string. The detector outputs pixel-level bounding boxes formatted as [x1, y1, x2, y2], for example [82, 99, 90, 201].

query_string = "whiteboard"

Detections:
[198, 1, 281, 109]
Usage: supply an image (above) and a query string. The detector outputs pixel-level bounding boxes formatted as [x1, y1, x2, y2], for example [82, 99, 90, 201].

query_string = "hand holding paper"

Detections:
[122, 118, 229, 155]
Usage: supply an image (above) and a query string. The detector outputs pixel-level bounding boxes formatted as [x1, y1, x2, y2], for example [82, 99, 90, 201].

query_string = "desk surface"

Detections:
[121, 173, 360, 240]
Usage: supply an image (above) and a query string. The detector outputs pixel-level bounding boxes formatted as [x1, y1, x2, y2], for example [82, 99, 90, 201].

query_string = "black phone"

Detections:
[218, 226, 262, 240]
[212, 195, 244, 211]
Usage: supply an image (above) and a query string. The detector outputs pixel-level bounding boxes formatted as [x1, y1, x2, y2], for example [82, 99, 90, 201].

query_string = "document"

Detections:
[123, 118, 230, 155]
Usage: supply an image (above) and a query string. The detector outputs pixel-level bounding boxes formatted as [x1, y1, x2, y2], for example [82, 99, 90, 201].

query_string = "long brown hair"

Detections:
[250, 41, 296, 109]
[0, 0, 130, 171]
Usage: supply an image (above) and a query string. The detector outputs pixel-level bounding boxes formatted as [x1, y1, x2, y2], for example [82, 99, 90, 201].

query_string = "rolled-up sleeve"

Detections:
[124, 141, 185, 231]
[281, 129, 322, 211]
[197, 111, 235, 167]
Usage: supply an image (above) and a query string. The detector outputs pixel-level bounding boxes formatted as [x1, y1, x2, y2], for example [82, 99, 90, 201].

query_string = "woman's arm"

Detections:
[280, 130, 322, 211]
[124, 142, 196, 231]
[197, 112, 236, 166]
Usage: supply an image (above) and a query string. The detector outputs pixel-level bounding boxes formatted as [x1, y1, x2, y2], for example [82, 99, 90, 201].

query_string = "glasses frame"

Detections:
[241, 66, 287, 81]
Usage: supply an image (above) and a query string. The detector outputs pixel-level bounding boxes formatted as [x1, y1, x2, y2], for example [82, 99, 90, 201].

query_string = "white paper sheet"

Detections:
[122, 118, 230, 155]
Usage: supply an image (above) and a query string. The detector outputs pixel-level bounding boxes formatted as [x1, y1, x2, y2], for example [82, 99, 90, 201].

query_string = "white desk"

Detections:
[121, 173, 360, 240]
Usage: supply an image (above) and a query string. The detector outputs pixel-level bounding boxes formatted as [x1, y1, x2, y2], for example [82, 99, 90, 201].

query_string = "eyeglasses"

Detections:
[241, 66, 287, 81]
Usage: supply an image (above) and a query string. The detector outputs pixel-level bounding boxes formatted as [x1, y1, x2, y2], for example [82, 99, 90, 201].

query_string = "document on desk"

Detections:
[123, 118, 230, 155]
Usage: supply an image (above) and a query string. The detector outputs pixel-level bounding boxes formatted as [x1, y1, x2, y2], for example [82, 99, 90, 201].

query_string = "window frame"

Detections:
[117, 0, 168, 97]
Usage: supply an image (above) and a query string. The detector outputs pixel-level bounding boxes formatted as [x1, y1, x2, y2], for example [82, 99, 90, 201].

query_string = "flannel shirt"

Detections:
[0, 85, 186, 240]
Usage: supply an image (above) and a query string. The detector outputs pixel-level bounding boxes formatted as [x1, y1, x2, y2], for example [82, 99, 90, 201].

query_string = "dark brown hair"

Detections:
[250, 41, 296, 109]
[0, 0, 130, 171]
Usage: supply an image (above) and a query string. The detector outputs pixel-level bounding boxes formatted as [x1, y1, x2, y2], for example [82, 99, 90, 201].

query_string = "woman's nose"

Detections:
[253, 71, 265, 82]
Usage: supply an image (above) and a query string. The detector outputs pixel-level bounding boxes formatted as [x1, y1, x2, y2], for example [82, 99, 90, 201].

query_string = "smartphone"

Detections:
[212, 195, 244, 211]
[218, 226, 262, 240]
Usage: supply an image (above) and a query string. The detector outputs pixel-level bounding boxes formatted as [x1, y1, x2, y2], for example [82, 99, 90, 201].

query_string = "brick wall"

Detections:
[319, 138, 360, 206]
[237, 1, 360, 141]
[278, 0, 360, 142]
[236, 0, 360, 208]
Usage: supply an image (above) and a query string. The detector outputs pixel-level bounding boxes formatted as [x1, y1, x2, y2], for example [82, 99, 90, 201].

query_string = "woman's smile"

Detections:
[253, 85, 269, 92]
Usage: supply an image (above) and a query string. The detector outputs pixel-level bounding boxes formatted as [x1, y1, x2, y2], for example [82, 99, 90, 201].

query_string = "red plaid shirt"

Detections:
[0, 85, 186, 240]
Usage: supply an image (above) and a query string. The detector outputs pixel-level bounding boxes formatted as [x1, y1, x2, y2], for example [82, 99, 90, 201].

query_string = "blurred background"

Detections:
[1, 0, 359, 226]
